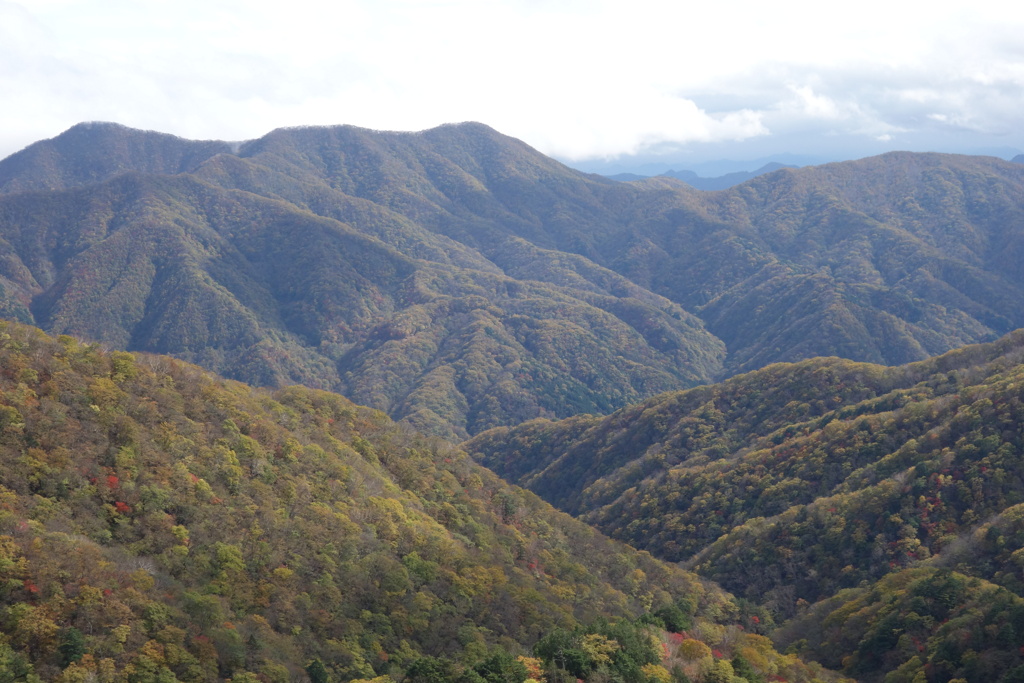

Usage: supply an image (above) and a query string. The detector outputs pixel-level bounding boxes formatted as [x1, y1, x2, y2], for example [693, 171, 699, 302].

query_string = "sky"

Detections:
[3, 0, 1024, 173]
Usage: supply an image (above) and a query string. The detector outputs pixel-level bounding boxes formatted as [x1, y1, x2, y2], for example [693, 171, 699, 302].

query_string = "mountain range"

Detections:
[1, 122, 1024, 442]
[4, 121, 1024, 682]
[606, 163, 797, 190]
[0, 122, 725, 441]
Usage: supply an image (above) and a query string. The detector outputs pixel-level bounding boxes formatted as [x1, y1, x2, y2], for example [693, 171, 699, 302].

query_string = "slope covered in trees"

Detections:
[0, 131, 723, 439]
[774, 567, 1024, 682]
[608, 153, 1024, 374]
[195, 127, 1024, 375]
[0, 122, 234, 195]
[3, 123, 1024, 437]
[0, 320, 842, 683]
[466, 331, 1024, 681]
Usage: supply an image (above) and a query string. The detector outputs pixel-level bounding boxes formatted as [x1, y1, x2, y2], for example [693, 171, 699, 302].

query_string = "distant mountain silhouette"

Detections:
[609, 162, 798, 190]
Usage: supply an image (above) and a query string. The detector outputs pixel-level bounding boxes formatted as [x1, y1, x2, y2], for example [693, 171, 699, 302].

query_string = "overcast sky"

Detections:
[3, 0, 1024, 172]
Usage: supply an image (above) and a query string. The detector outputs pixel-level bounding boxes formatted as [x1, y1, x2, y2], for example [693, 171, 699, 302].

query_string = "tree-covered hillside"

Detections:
[466, 331, 1024, 681]
[0, 320, 840, 683]
[606, 153, 1024, 374]
[0, 122, 233, 194]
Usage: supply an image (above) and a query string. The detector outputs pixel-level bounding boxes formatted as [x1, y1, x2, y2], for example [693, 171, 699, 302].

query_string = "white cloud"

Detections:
[786, 86, 845, 121]
[525, 97, 768, 161]
[2, 0, 1024, 162]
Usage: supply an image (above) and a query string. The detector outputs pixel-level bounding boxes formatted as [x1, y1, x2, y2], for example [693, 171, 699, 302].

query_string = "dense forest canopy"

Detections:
[466, 330, 1024, 681]
[0, 320, 843, 683]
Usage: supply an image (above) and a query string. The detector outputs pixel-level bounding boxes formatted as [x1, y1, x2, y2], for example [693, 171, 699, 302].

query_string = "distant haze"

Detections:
[2, 0, 1024, 166]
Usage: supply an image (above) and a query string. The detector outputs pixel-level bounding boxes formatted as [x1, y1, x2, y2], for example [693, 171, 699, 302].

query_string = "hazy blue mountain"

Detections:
[612, 162, 798, 190]
[565, 152, 829, 177]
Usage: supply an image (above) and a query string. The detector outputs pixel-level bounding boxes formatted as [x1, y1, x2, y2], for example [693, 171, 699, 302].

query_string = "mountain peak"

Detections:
[0, 121, 232, 194]
[64, 120, 133, 134]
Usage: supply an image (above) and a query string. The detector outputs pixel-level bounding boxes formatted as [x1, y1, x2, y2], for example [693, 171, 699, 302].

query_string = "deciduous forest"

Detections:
[2, 121, 1024, 682]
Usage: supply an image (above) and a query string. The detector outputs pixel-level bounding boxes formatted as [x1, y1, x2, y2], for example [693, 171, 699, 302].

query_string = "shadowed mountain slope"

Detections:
[3, 123, 1024, 435]
[0, 130, 725, 439]
[603, 153, 1024, 374]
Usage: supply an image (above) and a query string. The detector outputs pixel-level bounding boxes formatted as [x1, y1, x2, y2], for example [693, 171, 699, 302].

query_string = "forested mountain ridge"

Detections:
[0, 125, 724, 439]
[606, 152, 1024, 374]
[465, 330, 1024, 681]
[2, 122, 1024, 438]
[0, 320, 841, 683]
